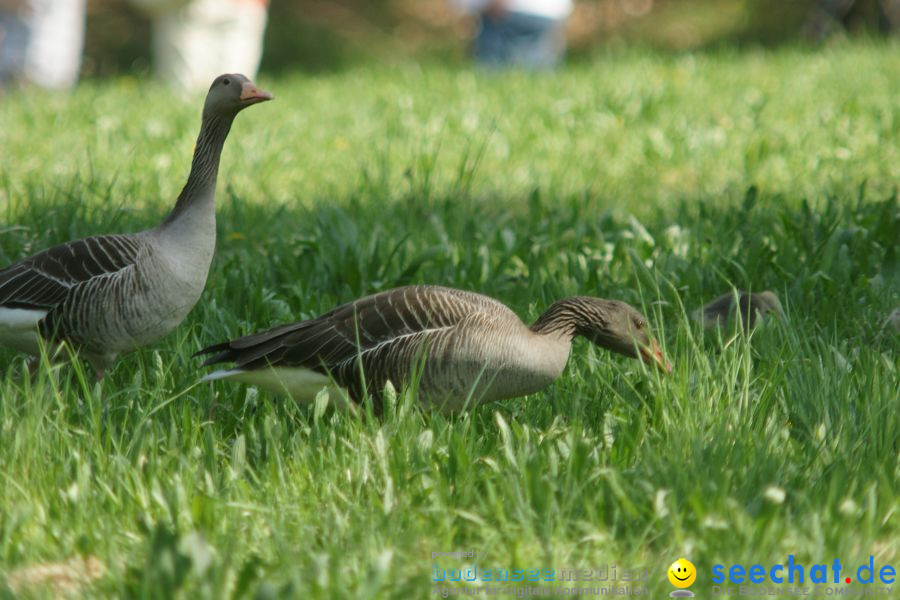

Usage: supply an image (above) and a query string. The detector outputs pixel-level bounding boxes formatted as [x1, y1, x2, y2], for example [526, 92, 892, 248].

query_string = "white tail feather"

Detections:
[200, 369, 244, 382]
[0, 308, 47, 355]
[200, 366, 351, 407]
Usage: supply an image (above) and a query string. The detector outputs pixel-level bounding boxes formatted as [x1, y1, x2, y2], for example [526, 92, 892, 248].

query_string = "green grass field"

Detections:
[1, 42, 898, 598]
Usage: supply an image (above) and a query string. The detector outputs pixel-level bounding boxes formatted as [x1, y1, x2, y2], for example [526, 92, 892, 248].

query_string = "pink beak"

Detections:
[640, 339, 672, 374]
[240, 81, 274, 104]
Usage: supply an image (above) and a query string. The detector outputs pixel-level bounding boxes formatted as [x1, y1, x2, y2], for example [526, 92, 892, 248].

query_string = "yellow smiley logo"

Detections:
[668, 558, 697, 588]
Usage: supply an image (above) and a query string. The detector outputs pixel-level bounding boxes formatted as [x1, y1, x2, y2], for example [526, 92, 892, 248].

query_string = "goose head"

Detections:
[203, 73, 273, 117]
[573, 298, 672, 373]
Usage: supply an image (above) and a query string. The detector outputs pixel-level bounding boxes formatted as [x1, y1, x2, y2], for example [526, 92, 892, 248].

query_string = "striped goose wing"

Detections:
[0, 234, 144, 311]
[197, 285, 511, 372]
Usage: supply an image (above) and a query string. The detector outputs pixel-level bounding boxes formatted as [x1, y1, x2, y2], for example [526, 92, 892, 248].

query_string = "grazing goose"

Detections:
[0, 74, 272, 377]
[196, 285, 671, 412]
[693, 290, 784, 332]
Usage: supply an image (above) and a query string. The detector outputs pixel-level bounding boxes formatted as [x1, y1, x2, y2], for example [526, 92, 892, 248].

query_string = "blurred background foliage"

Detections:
[84, 0, 899, 77]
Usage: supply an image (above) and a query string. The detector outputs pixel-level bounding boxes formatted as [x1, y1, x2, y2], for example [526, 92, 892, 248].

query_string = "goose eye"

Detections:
[223, 77, 231, 86]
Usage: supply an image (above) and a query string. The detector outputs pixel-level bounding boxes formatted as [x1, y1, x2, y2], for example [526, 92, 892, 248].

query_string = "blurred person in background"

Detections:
[130, 0, 269, 92]
[805, 0, 900, 38]
[0, 0, 267, 93]
[0, 0, 86, 90]
[451, 0, 573, 69]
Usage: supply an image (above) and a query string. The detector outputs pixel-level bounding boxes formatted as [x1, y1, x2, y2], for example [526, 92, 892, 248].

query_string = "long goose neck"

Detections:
[529, 298, 583, 340]
[162, 111, 235, 226]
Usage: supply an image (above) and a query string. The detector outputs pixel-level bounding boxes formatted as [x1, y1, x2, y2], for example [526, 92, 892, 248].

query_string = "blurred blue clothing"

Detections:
[474, 11, 566, 69]
[0, 10, 29, 87]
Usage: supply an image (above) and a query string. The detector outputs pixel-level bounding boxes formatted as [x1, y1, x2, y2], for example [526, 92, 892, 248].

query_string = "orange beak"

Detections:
[240, 81, 274, 104]
[640, 339, 672, 373]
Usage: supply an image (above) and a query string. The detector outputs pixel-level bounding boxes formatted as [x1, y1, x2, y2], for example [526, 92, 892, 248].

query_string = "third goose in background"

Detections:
[694, 290, 784, 333]
[197, 285, 672, 412]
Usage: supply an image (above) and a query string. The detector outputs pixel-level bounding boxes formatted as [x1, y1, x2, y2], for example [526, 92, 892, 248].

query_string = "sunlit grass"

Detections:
[0, 43, 898, 598]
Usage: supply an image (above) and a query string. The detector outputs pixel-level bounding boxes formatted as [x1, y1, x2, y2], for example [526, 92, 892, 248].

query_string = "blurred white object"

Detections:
[0, 0, 86, 89]
[133, 0, 268, 92]
[451, 0, 572, 19]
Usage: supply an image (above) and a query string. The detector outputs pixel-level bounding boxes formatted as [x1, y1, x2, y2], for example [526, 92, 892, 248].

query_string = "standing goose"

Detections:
[196, 285, 672, 412]
[0, 74, 272, 377]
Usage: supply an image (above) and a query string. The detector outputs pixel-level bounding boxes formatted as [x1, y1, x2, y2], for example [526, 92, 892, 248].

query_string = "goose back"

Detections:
[0, 230, 216, 370]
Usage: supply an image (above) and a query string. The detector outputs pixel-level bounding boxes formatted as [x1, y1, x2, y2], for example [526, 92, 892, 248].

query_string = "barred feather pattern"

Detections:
[0, 228, 214, 370]
[0, 235, 142, 311]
